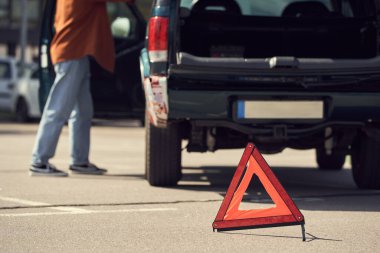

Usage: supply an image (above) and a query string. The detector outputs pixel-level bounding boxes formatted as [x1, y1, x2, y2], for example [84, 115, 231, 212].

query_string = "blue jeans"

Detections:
[32, 57, 93, 165]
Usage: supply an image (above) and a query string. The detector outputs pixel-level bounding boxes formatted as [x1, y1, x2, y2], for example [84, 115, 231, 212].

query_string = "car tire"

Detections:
[351, 131, 380, 189]
[15, 98, 30, 123]
[145, 114, 182, 186]
[316, 148, 345, 170]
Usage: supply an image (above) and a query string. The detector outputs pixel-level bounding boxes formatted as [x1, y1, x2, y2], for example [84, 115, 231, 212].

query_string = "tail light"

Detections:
[148, 17, 169, 63]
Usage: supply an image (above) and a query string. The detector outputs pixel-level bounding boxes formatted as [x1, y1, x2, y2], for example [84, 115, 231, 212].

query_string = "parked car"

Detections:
[0, 57, 16, 117]
[15, 64, 41, 122]
[0, 57, 40, 122]
[39, 1, 146, 120]
[140, 0, 380, 188]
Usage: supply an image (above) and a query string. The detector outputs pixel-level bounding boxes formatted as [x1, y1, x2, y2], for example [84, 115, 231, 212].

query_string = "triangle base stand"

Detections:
[213, 220, 306, 241]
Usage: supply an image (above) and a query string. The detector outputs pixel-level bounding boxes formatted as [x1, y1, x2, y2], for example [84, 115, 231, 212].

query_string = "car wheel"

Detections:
[351, 131, 380, 189]
[316, 147, 345, 170]
[15, 98, 30, 123]
[145, 114, 182, 186]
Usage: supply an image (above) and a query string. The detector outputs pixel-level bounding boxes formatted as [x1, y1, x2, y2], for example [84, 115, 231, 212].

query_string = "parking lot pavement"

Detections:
[0, 121, 379, 252]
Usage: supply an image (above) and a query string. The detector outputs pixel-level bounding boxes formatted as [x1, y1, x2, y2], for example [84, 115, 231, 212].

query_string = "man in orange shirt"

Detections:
[30, 0, 135, 176]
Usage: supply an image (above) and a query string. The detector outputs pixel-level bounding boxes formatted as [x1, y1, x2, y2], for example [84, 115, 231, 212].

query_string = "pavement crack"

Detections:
[2, 192, 379, 211]
[298, 192, 380, 198]
[0, 199, 223, 211]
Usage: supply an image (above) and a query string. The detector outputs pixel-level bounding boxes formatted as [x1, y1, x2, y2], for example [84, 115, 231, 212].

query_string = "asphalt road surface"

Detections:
[0, 120, 379, 252]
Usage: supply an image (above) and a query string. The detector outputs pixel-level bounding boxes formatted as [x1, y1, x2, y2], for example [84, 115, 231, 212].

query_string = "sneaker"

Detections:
[69, 163, 107, 175]
[29, 163, 68, 177]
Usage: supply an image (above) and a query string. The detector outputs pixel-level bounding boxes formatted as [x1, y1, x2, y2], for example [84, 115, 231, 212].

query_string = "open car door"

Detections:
[39, 0, 146, 120]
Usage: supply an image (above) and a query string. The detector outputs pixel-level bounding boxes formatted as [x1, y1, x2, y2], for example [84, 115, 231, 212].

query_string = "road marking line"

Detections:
[0, 196, 89, 212]
[0, 208, 178, 217]
[0, 196, 177, 217]
[0, 196, 50, 206]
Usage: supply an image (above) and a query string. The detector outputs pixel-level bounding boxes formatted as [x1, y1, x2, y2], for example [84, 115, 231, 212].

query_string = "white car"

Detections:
[0, 57, 41, 122]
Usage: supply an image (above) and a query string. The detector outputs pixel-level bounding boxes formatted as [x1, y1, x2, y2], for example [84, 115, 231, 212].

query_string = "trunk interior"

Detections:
[179, 13, 378, 59]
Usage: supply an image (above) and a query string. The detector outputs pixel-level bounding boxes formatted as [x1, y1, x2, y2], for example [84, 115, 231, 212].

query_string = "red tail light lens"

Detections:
[148, 17, 169, 62]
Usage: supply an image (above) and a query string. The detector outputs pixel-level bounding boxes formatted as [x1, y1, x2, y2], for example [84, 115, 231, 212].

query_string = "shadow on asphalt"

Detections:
[221, 231, 342, 243]
[66, 174, 146, 181]
[0, 129, 37, 135]
[92, 119, 143, 128]
[177, 166, 380, 212]
[0, 117, 143, 128]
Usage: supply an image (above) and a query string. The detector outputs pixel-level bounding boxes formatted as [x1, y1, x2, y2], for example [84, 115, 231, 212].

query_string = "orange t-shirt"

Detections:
[50, 0, 132, 73]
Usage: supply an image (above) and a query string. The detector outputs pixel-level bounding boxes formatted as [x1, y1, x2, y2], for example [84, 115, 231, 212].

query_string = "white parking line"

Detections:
[0, 208, 178, 217]
[0, 196, 89, 212]
[0, 196, 49, 206]
[0, 196, 177, 217]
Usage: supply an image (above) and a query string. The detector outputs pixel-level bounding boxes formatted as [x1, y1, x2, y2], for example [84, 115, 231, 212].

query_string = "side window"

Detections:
[0, 62, 11, 79]
[107, 2, 137, 39]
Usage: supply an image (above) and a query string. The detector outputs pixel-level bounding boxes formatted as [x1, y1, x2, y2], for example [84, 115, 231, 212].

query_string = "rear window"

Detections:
[180, 0, 376, 18]
[0, 62, 11, 79]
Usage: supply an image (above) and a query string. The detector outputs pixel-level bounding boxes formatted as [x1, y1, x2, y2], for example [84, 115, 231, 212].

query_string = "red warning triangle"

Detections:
[213, 143, 306, 240]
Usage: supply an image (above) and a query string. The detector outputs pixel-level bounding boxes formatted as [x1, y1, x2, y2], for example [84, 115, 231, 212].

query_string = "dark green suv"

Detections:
[141, 0, 380, 189]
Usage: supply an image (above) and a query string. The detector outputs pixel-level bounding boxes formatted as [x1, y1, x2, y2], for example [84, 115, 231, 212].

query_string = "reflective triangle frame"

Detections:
[212, 143, 306, 241]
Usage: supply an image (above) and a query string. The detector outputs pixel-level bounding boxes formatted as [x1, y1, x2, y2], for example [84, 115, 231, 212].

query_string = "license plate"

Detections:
[237, 100, 324, 119]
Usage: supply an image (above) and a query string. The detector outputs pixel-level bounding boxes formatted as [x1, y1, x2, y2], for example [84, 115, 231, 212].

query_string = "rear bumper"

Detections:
[192, 120, 364, 136]
[168, 90, 380, 124]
